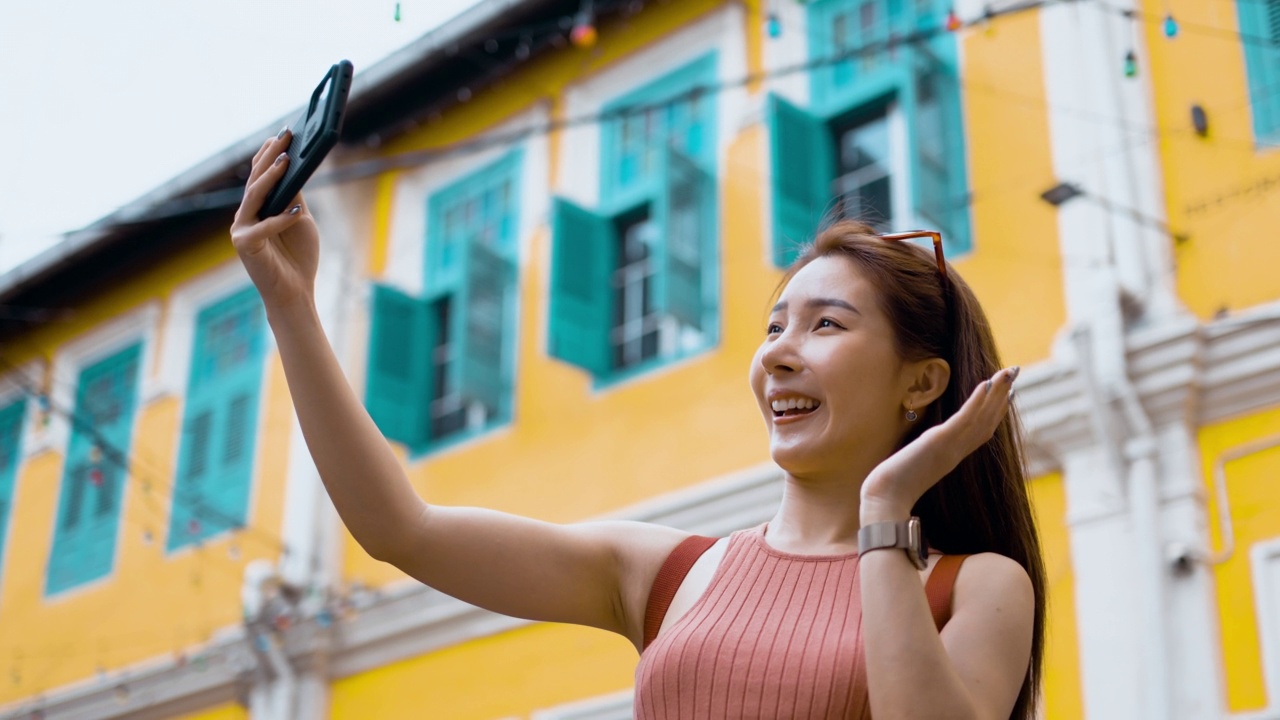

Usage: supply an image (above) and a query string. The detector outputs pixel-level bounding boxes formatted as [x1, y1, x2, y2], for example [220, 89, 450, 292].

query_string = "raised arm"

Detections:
[230, 131, 685, 648]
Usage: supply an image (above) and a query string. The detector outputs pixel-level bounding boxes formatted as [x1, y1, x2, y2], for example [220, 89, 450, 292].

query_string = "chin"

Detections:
[769, 438, 824, 477]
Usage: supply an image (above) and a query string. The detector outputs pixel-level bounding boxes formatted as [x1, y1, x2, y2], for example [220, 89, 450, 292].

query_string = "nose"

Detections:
[759, 327, 801, 376]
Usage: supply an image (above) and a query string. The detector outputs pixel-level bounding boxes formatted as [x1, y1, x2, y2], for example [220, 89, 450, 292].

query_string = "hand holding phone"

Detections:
[257, 60, 354, 219]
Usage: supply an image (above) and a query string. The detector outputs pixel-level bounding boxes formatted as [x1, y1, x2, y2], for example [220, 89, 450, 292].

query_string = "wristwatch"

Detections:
[857, 517, 928, 570]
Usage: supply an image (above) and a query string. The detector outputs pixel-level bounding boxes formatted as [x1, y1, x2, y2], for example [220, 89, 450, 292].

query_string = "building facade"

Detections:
[0, 0, 1278, 717]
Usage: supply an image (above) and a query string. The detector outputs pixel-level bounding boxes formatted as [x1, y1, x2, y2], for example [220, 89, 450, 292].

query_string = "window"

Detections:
[168, 286, 267, 551]
[832, 106, 897, 231]
[769, 0, 969, 267]
[1237, 0, 1280, 144]
[549, 53, 719, 382]
[366, 152, 520, 453]
[47, 343, 141, 595]
[0, 399, 24, 585]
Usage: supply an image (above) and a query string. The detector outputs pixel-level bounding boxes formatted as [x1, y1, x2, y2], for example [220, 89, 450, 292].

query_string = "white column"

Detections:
[1039, 0, 1219, 715]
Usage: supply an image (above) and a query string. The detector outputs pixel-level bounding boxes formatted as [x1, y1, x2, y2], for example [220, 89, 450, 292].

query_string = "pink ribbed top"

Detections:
[633, 523, 871, 720]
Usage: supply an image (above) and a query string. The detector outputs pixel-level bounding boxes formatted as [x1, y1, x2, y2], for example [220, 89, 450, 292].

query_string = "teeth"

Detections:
[771, 397, 819, 412]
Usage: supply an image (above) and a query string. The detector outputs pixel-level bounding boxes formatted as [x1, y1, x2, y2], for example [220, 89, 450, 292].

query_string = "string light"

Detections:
[1163, 13, 1178, 38]
[394, 2, 401, 22]
[946, 8, 962, 32]
[570, 1, 597, 47]
[1124, 49, 1138, 77]
[767, 12, 782, 39]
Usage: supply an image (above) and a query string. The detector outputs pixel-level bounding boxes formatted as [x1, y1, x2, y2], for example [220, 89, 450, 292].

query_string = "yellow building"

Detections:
[0, 0, 1277, 717]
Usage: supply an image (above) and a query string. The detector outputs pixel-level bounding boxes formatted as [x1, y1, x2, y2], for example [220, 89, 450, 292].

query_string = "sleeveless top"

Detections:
[633, 523, 968, 720]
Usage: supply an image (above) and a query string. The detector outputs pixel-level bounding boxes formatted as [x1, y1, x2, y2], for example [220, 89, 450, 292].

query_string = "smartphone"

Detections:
[258, 60, 355, 219]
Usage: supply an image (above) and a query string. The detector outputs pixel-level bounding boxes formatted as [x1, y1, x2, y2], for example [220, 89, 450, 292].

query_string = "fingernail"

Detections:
[288, 204, 301, 215]
[277, 127, 289, 139]
[986, 378, 993, 392]
[1010, 366, 1021, 382]
[274, 152, 287, 165]
[1009, 389, 1016, 402]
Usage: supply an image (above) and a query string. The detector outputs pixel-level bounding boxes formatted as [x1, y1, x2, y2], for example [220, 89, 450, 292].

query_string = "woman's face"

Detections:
[749, 255, 912, 477]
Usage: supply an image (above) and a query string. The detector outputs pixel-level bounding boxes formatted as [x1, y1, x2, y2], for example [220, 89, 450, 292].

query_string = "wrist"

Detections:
[265, 297, 321, 330]
[859, 496, 913, 526]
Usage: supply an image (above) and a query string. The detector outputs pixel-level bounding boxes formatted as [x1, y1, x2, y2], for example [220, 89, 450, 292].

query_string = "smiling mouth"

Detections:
[773, 404, 821, 419]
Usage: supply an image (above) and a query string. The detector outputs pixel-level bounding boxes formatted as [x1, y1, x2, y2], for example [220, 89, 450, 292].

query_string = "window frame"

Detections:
[166, 284, 270, 554]
[45, 339, 146, 598]
[367, 149, 525, 459]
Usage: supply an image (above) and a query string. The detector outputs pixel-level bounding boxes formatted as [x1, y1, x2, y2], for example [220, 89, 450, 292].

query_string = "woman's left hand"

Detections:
[860, 366, 1020, 524]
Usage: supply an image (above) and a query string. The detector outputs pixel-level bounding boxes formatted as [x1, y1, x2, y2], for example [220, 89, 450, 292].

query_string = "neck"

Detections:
[764, 463, 875, 555]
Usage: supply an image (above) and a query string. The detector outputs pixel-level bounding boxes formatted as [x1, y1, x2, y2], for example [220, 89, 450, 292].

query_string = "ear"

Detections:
[901, 357, 950, 412]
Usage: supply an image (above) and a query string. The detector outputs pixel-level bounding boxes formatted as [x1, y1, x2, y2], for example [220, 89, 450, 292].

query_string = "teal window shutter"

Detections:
[47, 343, 141, 595]
[169, 287, 266, 550]
[0, 399, 25, 583]
[367, 285, 435, 449]
[549, 197, 616, 375]
[907, 44, 971, 255]
[1238, 0, 1280, 143]
[655, 149, 715, 331]
[421, 151, 520, 445]
[769, 93, 836, 267]
[454, 242, 516, 417]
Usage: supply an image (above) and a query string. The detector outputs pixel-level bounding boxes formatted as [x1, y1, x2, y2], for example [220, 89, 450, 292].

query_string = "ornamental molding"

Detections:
[7, 308, 1280, 718]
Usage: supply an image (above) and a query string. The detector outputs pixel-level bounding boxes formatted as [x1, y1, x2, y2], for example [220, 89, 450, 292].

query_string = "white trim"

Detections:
[36, 304, 162, 602]
[37, 302, 162, 458]
[1240, 538, 1280, 720]
[157, 263, 276, 557]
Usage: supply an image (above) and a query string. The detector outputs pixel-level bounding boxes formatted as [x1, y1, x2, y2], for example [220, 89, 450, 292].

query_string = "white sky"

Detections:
[0, 0, 486, 273]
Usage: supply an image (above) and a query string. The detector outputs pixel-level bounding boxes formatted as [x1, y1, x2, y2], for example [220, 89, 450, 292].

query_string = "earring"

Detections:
[905, 408, 918, 422]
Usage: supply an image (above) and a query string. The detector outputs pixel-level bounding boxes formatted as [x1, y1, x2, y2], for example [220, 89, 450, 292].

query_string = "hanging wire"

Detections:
[0, 354, 290, 555]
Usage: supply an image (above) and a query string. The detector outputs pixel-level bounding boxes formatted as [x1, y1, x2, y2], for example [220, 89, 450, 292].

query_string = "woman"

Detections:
[231, 129, 1045, 719]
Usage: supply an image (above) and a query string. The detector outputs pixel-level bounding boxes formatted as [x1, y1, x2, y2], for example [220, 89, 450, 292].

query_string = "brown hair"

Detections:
[783, 219, 1047, 720]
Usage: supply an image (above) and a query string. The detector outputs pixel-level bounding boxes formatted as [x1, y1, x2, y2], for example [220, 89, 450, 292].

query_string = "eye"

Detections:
[817, 317, 843, 330]
[766, 322, 783, 335]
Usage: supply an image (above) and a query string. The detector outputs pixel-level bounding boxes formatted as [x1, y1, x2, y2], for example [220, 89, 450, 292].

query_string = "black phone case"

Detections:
[258, 60, 354, 219]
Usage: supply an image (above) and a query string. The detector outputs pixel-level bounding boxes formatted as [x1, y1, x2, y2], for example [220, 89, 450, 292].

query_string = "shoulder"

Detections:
[952, 552, 1035, 622]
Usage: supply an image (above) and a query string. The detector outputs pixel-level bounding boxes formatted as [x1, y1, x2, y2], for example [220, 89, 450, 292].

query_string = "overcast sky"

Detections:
[0, 0, 486, 273]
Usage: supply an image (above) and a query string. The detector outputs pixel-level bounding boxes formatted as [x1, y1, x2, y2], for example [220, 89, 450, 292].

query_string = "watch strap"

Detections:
[857, 517, 927, 570]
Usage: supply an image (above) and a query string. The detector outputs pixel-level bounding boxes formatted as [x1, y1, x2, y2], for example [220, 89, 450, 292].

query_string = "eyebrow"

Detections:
[770, 298, 861, 316]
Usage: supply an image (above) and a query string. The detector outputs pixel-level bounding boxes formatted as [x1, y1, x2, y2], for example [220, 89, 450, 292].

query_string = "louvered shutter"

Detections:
[768, 94, 836, 267]
[47, 344, 140, 595]
[455, 241, 514, 416]
[549, 197, 616, 375]
[908, 44, 970, 255]
[170, 287, 265, 550]
[366, 284, 434, 448]
[656, 149, 714, 330]
[0, 400, 23, 564]
[1239, 0, 1280, 142]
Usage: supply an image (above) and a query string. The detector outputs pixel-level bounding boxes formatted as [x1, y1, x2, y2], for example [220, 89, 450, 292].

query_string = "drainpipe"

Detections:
[1118, 389, 1171, 720]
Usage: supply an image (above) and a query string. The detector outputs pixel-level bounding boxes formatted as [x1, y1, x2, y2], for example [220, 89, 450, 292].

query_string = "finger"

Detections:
[238, 204, 305, 255]
[241, 152, 291, 217]
[251, 135, 274, 168]
[247, 130, 292, 186]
